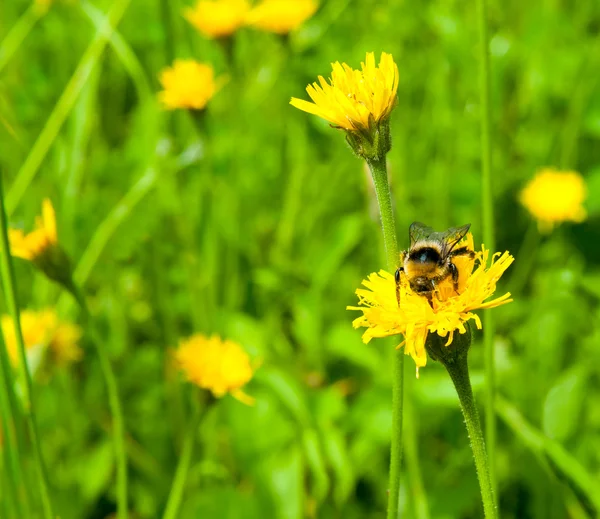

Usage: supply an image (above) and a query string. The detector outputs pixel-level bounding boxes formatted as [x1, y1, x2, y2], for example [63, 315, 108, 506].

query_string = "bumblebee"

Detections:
[395, 222, 475, 307]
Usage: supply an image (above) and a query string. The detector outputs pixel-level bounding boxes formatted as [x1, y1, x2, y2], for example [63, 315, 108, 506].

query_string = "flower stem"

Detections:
[162, 395, 208, 519]
[0, 173, 53, 519]
[443, 352, 497, 518]
[476, 0, 497, 495]
[366, 156, 404, 519]
[70, 282, 129, 519]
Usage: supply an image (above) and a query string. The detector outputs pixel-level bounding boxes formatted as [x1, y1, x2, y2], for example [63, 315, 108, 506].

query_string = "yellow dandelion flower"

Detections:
[9, 199, 57, 261]
[519, 168, 587, 232]
[184, 0, 250, 38]
[290, 52, 399, 133]
[158, 60, 217, 111]
[246, 0, 317, 34]
[175, 334, 254, 404]
[9, 199, 73, 287]
[348, 235, 514, 371]
[1, 309, 81, 368]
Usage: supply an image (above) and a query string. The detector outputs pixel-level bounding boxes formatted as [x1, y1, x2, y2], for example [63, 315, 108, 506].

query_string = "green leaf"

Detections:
[79, 441, 114, 500]
[542, 368, 587, 441]
[302, 429, 330, 505]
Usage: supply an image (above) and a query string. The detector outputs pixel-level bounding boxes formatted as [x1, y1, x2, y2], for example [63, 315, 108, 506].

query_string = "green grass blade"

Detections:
[5, 0, 132, 216]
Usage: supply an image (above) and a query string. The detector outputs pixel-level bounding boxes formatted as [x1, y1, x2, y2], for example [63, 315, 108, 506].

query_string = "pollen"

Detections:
[290, 51, 399, 132]
[519, 168, 587, 232]
[348, 234, 514, 370]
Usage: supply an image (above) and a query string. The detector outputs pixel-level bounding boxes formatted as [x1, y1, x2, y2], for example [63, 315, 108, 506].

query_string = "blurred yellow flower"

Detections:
[49, 321, 84, 366]
[290, 52, 399, 132]
[9, 198, 57, 261]
[520, 168, 587, 232]
[349, 235, 514, 371]
[158, 60, 217, 110]
[246, 0, 317, 34]
[1, 309, 82, 368]
[9, 199, 73, 287]
[175, 334, 254, 404]
[184, 0, 249, 38]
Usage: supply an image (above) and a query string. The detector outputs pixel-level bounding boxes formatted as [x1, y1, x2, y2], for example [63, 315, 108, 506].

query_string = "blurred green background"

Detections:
[1, 0, 600, 517]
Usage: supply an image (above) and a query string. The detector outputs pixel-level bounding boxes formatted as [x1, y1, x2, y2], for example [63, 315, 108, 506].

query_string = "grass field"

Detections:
[1, 0, 600, 518]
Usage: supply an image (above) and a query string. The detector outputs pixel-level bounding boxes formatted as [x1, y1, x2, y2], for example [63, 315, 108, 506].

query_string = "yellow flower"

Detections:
[348, 234, 514, 371]
[290, 52, 399, 133]
[49, 322, 83, 366]
[1, 310, 82, 368]
[9, 199, 73, 287]
[9, 199, 57, 261]
[175, 334, 254, 404]
[158, 60, 217, 111]
[184, 0, 250, 38]
[519, 168, 587, 232]
[246, 0, 317, 34]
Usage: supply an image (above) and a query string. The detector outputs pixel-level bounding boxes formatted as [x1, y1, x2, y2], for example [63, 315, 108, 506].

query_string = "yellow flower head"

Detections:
[519, 168, 587, 232]
[184, 0, 250, 38]
[9, 199, 57, 261]
[246, 0, 317, 34]
[348, 234, 514, 372]
[9, 199, 73, 287]
[1, 309, 82, 368]
[290, 52, 399, 132]
[175, 334, 254, 404]
[158, 60, 217, 111]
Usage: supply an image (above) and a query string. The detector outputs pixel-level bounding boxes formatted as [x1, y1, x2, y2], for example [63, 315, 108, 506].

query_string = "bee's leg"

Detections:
[449, 261, 459, 293]
[395, 267, 404, 308]
[427, 280, 438, 308]
[424, 290, 434, 308]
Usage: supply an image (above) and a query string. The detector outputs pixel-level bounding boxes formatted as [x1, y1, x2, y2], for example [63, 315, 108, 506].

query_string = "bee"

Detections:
[395, 222, 475, 307]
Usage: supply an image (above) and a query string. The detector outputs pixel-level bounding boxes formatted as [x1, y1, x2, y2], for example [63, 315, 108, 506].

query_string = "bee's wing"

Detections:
[440, 224, 471, 256]
[409, 221, 435, 247]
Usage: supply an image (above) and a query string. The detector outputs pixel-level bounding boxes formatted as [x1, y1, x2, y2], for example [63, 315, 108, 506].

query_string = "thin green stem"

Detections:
[366, 156, 404, 519]
[0, 330, 30, 518]
[404, 394, 430, 519]
[443, 354, 497, 518]
[0, 4, 41, 74]
[476, 0, 497, 495]
[5, 0, 132, 217]
[0, 174, 53, 518]
[70, 283, 128, 519]
[366, 157, 398, 269]
[162, 399, 205, 519]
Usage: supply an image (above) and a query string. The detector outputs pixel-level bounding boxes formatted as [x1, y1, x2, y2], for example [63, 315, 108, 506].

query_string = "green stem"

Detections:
[0, 330, 30, 518]
[162, 398, 206, 519]
[5, 0, 132, 217]
[0, 4, 42, 74]
[0, 174, 53, 518]
[476, 0, 497, 495]
[366, 156, 404, 519]
[443, 353, 497, 518]
[404, 394, 430, 519]
[70, 283, 129, 519]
